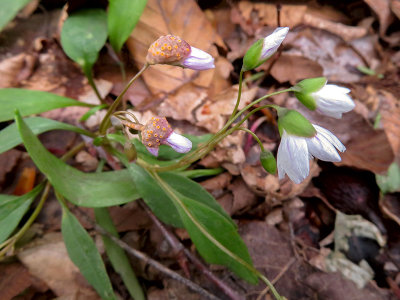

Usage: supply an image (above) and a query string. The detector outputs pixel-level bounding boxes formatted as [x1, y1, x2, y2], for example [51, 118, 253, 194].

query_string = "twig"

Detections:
[74, 207, 221, 300]
[256, 257, 295, 300]
[93, 222, 221, 300]
[140, 201, 245, 300]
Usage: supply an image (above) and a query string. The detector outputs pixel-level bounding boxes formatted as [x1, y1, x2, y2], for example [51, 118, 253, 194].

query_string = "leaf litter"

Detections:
[1, 0, 400, 299]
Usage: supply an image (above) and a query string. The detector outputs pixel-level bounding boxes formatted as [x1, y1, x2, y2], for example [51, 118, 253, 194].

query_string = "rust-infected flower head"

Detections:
[142, 117, 173, 150]
[146, 35, 191, 65]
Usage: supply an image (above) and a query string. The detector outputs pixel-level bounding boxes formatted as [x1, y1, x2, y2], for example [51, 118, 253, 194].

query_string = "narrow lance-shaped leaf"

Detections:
[94, 208, 145, 300]
[60, 203, 117, 300]
[0, 117, 94, 155]
[155, 174, 259, 284]
[0, 88, 93, 122]
[108, 0, 147, 53]
[61, 9, 108, 76]
[0, 183, 44, 244]
[0, 0, 31, 32]
[15, 112, 139, 207]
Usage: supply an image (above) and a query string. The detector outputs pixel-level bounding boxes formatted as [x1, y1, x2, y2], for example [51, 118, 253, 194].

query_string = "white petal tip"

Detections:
[166, 132, 192, 153]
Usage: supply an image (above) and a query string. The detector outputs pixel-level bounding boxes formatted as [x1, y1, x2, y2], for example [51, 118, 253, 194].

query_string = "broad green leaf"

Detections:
[160, 172, 235, 227]
[108, 0, 147, 53]
[0, 0, 31, 32]
[0, 117, 94, 155]
[155, 175, 258, 283]
[0, 183, 44, 244]
[376, 162, 400, 194]
[61, 205, 116, 300]
[0, 88, 93, 122]
[127, 163, 183, 228]
[61, 9, 107, 76]
[94, 208, 145, 300]
[15, 112, 139, 207]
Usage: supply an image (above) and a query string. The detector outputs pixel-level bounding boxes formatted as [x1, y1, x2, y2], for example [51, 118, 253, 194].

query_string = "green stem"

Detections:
[149, 88, 292, 172]
[86, 70, 105, 105]
[99, 64, 149, 135]
[235, 127, 264, 151]
[257, 272, 284, 300]
[229, 70, 244, 122]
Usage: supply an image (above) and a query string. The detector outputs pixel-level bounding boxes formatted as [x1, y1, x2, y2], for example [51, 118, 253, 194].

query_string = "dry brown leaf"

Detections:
[380, 193, 400, 227]
[0, 53, 26, 88]
[379, 90, 400, 159]
[364, 0, 395, 36]
[391, 0, 400, 19]
[157, 83, 207, 122]
[126, 0, 224, 95]
[195, 86, 257, 133]
[303, 12, 368, 41]
[0, 149, 22, 189]
[305, 272, 392, 300]
[227, 177, 258, 215]
[17, 233, 100, 300]
[269, 54, 323, 84]
[0, 263, 36, 300]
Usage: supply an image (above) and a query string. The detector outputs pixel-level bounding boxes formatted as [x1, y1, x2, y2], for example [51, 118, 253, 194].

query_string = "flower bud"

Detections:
[124, 141, 137, 162]
[277, 109, 316, 138]
[260, 150, 277, 174]
[242, 27, 289, 71]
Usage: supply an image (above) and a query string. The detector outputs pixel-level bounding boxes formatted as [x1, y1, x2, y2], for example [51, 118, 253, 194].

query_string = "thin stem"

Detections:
[86, 71, 105, 105]
[257, 272, 284, 300]
[229, 70, 244, 122]
[0, 182, 51, 257]
[235, 127, 264, 152]
[99, 64, 149, 135]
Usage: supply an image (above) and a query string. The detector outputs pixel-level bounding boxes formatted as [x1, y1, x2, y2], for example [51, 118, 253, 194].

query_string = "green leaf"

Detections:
[0, 0, 31, 32]
[0, 117, 94, 155]
[108, 0, 147, 53]
[94, 208, 145, 300]
[155, 175, 258, 284]
[0, 88, 93, 122]
[15, 112, 139, 207]
[160, 172, 235, 227]
[0, 183, 44, 244]
[61, 204, 116, 300]
[127, 163, 183, 227]
[61, 9, 107, 76]
[376, 162, 400, 194]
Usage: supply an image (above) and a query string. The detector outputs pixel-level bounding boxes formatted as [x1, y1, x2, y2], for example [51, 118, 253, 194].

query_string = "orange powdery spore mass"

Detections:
[146, 35, 191, 65]
[141, 117, 173, 147]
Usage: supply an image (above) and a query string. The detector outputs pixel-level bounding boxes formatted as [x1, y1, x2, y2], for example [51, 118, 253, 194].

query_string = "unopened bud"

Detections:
[124, 141, 137, 162]
[260, 151, 277, 174]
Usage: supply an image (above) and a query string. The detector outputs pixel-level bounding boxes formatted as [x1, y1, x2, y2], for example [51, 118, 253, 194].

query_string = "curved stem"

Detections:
[86, 71, 105, 105]
[99, 64, 149, 135]
[235, 127, 264, 152]
[229, 70, 244, 122]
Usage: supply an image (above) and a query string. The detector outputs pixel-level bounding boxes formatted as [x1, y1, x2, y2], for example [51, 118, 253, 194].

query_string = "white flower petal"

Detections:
[313, 125, 346, 152]
[306, 134, 341, 162]
[312, 84, 355, 119]
[261, 27, 289, 60]
[181, 47, 215, 70]
[165, 132, 192, 153]
[277, 131, 309, 184]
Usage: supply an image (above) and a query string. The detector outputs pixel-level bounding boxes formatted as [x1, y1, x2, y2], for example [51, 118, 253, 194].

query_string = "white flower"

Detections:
[312, 85, 355, 119]
[181, 47, 215, 70]
[260, 27, 289, 61]
[277, 125, 345, 184]
[165, 132, 192, 153]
